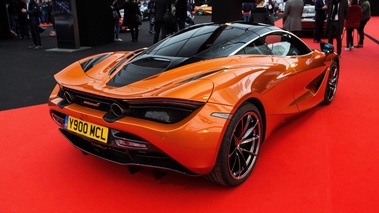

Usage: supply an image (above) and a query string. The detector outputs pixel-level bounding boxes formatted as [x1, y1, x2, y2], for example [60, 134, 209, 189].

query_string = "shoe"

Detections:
[345, 47, 352, 51]
[114, 38, 122, 42]
[354, 44, 363, 48]
[33, 45, 43, 50]
[28, 45, 36, 49]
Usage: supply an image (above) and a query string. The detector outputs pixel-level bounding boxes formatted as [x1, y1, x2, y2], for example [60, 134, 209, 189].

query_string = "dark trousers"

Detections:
[357, 18, 370, 45]
[30, 24, 41, 46]
[153, 20, 167, 44]
[327, 21, 342, 55]
[19, 20, 29, 39]
[345, 28, 354, 48]
[177, 19, 185, 31]
[130, 25, 139, 42]
[313, 18, 325, 41]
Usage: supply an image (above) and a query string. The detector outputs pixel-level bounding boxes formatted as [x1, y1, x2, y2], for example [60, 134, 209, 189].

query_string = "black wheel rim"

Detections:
[228, 111, 261, 180]
[326, 63, 338, 102]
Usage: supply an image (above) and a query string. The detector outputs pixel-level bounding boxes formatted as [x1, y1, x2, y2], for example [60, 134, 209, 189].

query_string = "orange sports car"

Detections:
[194, 4, 212, 15]
[48, 22, 339, 186]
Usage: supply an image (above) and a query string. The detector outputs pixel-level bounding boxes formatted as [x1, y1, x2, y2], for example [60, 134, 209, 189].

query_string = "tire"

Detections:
[321, 61, 339, 105]
[205, 103, 263, 186]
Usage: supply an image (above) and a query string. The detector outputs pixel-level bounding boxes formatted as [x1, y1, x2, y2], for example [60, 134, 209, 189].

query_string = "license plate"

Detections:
[65, 116, 109, 143]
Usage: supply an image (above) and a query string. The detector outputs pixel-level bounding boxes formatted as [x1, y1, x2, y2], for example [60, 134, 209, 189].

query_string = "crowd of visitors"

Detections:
[7, 0, 53, 40]
[5, 0, 372, 54]
[320, 0, 371, 56]
[111, 0, 194, 44]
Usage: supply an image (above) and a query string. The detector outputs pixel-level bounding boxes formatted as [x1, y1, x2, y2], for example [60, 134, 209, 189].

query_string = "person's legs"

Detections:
[29, 25, 42, 49]
[161, 24, 167, 41]
[327, 23, 335, 45]
[134, 26, 139, 42]
[357, 18, 370, 46]
[114, 19, 121, 40]
[149, 14, 154, 33]
[130, 27, 135, 42]
[36, 28, 41, 46]
[177, 19, 185, 31]
[335, 23, 342, 55]
[314, 19, 324, 42]
[243, 14, 249, 23]
[346, 28, 353, 49]
[154, 21, 162, 44]
[29, 25, 38, 47]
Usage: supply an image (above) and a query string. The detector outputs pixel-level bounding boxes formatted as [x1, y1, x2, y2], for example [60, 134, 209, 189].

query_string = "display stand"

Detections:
[47, 0, 89, 52]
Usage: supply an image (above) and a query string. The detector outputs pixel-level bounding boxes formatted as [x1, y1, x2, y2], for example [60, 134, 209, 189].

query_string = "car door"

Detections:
[265, 32, 327, 111]
[250, 33, 299, 115]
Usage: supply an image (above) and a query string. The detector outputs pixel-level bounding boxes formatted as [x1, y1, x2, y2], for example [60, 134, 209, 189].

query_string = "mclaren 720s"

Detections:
[48, 22, 339, 186]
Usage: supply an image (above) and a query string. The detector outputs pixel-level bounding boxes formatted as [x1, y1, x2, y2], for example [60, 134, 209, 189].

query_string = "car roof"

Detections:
[184, 22, 282, 35]
[144, 22, 285, 58]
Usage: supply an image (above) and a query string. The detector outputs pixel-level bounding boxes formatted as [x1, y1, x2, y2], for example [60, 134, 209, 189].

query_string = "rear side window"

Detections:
[236, 38, 271, 55]
[145, 26, 219, 57]
[263, 33, 311, 56]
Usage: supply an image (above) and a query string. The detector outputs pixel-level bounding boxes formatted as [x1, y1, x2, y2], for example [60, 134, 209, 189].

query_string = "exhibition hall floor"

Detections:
[1, 17, 379, 212]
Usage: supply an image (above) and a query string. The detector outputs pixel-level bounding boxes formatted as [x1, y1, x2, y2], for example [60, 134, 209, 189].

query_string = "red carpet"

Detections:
[1, 17, 379, 212]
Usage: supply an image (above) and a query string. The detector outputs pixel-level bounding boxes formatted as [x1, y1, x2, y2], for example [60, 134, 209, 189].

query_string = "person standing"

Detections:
[355, 0, 371, 48]
[242, 1, 254, 23]
[40, 0, 49, 24]
[7, 0, 19, 37]
[121, 0, 141, 42]
[21, 0, 42, 50]
[112, 0, 122, 42]
[267, 0, 275, 15]
[153, 0, 169, 44]
[282, 0, 304, 35]
[313, 0, 328, 43]
[250, 0, 274, 25]
[19, 0, 30, 39]
[325, 0, 348, 56]
[175, 0, 187, 31]
[147, 0, 156, 34]
[344, 0, 361, 51]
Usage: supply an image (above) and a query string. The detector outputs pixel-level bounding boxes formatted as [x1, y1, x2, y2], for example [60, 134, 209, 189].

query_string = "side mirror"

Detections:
[320, 42, 334, 54]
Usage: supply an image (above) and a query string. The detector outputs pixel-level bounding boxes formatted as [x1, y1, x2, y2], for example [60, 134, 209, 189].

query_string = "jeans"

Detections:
[243, 14, 250, 23]
[114, 19, 120, 39]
